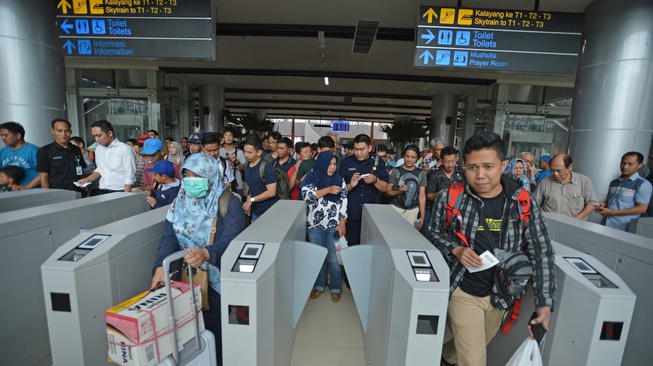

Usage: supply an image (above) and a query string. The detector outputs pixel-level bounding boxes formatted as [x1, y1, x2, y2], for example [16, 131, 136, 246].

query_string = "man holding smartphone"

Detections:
[339, 134, 389, 246]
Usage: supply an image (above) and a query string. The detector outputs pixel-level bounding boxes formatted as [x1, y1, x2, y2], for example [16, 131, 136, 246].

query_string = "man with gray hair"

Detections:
[422, 137, 446, 173]
[520, 151, 537, 185]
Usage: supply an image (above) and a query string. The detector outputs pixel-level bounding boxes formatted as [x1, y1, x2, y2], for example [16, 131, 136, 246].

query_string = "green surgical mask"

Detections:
[183, 177, 209, 198]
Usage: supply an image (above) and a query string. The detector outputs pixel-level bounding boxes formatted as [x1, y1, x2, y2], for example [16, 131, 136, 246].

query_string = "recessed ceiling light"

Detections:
[324, 77, 329, 86]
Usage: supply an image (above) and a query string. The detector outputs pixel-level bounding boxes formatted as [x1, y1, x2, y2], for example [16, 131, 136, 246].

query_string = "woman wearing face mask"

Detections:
[150, 153, 246, 365]
[300, 151, 348, 303]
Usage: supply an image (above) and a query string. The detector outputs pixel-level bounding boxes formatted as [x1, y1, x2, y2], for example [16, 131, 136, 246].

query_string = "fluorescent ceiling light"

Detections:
[318, 31, 326, 48]
[324, 77, 329, 86]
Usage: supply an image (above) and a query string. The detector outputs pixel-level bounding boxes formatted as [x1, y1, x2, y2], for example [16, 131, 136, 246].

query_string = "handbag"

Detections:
[181, 265, 209, 310]
[506, 338, 543, 366]
[180, 214, 218, 311]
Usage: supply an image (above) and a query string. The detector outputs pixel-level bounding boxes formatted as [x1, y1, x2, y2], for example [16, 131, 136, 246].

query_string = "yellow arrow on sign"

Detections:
[422, 8, 438, 24]
[57, 0, 72, 14]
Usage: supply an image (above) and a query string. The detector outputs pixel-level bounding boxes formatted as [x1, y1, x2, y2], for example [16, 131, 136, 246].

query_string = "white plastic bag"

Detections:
[506, 338, 543, 366]
[335, 236, 348, 265]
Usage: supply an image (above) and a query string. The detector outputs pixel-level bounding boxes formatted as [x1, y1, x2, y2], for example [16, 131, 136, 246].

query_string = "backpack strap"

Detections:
[218, 188, 232, 218]
[516, 188, 531, 231]
[501, 188, 531, 334]
[445, 181, 469, 247]
[259, 160, 267, 183]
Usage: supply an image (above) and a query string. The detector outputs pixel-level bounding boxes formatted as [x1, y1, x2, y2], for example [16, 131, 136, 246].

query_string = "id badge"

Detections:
[76, 166, 83, 175]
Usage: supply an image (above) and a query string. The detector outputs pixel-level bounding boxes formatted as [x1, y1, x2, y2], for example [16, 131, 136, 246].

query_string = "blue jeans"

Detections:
[307, 227, 342, 294]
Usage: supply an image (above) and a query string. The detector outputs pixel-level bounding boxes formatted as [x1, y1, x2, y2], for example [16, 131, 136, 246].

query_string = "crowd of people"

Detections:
[2, 118, 652, 366]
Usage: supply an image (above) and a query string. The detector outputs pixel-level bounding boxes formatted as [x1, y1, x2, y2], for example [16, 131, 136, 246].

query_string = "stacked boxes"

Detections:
[106, 281, 204, 366]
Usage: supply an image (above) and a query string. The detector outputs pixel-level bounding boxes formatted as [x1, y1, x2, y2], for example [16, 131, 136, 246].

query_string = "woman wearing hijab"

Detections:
[150, 153, 246, 365]
[505, 157, 536, 192]
[165, 141, 185, 167]
[300, 151, 348, 303]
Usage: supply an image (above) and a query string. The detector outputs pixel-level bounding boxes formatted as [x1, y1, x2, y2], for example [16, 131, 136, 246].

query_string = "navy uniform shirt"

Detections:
[339, 154, 389, 220]
[36, 142, 85, 192]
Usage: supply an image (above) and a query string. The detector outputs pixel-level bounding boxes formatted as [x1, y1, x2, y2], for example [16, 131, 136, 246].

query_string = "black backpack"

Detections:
[259, 160, 290, 200]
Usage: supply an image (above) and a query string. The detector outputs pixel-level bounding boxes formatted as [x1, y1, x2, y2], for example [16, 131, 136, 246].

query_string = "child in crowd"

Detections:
[145, 160, 181, 209]
[0, 166, 25, 192]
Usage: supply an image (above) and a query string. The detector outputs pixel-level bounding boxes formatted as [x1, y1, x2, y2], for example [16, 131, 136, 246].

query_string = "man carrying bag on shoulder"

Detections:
[425, 130, 556, 366]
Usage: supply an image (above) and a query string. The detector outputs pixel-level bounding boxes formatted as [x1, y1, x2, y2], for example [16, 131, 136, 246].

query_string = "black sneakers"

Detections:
[441, 357, 457, 366]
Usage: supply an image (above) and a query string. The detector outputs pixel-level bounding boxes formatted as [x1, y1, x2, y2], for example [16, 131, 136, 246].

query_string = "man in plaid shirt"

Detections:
[426, 130, 556, 366]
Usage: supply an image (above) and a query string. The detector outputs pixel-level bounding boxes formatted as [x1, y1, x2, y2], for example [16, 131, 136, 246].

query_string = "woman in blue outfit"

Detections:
[150, 153, 246, 366]
[300, 151, 348, 303]
[505, 157, 536, 192]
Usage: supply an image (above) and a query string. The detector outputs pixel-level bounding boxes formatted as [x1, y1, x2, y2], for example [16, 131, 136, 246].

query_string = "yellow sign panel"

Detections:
[439, 8, 456, 25]
[73, 0, 88, 14]
[90, 0, 104, 15]
[458, 9, 473, 25]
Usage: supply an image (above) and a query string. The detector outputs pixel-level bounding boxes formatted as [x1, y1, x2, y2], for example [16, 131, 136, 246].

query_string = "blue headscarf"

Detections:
[300, 151, 343, 202]
[166, 153, 226, 293]
[504, 158, 532, 191]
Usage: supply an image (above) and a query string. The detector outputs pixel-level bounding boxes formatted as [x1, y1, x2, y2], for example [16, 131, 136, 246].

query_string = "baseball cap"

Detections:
[146, 160, 175, 177]
[536, 155, 552, 163]
[137, 134, 149, 146]
[188, 130, 204, 144]
[387, 148, 396, 155]
[140, 138, 163, 155]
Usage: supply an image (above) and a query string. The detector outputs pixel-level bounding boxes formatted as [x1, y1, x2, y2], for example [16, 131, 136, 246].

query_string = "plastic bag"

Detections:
[335, 236, 348, 265]
[506, 338, 543, 366]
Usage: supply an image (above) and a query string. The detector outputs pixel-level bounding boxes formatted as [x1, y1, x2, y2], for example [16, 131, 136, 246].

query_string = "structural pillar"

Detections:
[569, 0, 653, 199]
[199, 85, 225, 132]
[0, 0, 67, 147]
[429, 94, 459, 146]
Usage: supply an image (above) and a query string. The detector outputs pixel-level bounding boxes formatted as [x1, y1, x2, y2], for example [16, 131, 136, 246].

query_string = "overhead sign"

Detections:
[414, 6, 584, 74]
[55, 0, 214, 60]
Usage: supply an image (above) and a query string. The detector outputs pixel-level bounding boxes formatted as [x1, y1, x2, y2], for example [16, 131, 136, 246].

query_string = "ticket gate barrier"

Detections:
[544, 212, 652, 365]
[487, 241, 635, 366]
[41, 207, 168, 366]
[221, 201, 326, 366]
[628, 216, 653, 238]
[0, 192, 148, 366]
[341, 204, 449, 366]
[0, 188, 79, 213]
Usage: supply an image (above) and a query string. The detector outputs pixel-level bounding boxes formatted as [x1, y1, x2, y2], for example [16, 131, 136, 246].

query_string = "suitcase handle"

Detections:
[162, 250, 202, 364]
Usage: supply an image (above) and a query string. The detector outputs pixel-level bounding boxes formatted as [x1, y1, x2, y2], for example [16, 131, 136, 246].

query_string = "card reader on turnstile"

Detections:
[58, 234, 111, 262]
[564, 256, 617, 289]
[232, 243, 264, 273]
[407, 251, 439, 282]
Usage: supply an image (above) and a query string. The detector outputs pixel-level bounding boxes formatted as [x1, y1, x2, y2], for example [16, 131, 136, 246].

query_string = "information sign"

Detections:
[415, 6, 584, 74]
[55, 0, 214, 60]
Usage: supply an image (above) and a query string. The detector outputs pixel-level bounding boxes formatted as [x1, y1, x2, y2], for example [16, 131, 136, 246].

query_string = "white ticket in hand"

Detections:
[465, 250, 500, 273]
[74, 181, 91, 188]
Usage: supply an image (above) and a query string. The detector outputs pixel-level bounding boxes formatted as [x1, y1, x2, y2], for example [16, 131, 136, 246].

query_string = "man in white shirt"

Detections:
[78, 120, 136, 194]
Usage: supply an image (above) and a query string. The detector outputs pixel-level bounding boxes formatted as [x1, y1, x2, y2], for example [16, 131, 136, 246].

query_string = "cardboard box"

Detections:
[105, 281, 204, 366]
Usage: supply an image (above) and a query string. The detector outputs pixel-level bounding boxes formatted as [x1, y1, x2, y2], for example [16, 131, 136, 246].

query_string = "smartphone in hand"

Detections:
[529, 311, 547, 346]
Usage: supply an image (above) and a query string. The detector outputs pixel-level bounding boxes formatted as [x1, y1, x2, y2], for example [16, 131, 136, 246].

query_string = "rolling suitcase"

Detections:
[158, 250, 217, 366]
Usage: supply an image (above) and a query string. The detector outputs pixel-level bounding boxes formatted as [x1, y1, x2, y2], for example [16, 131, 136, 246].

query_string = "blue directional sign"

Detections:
[78, 40, 92, 55]
[92, 20, 106, 35]
[420, 29, 435, 44]
[414, 6, 584, 74]
[55, 0, 214, 60]
[438, 30, 453, 45]
[419, 50, 434, 65]
[453, 51, 468, 66]
[75, 19, 89, 34]
[455, 31, 470, 46]
[435, 50, 451, 65]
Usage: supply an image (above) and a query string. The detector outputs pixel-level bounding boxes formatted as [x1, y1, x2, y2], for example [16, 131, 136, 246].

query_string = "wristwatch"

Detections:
[250, 197, 256, 203]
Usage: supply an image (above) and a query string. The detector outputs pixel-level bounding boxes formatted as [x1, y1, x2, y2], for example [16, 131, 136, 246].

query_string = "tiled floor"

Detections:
[290, 286, 366, 366]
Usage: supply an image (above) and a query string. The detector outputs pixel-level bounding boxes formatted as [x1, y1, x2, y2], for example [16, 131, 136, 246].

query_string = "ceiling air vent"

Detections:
[352, 20, 379, 55]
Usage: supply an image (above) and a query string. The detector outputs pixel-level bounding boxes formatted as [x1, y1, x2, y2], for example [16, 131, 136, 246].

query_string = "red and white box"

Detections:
[105, 281, 204, 366]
